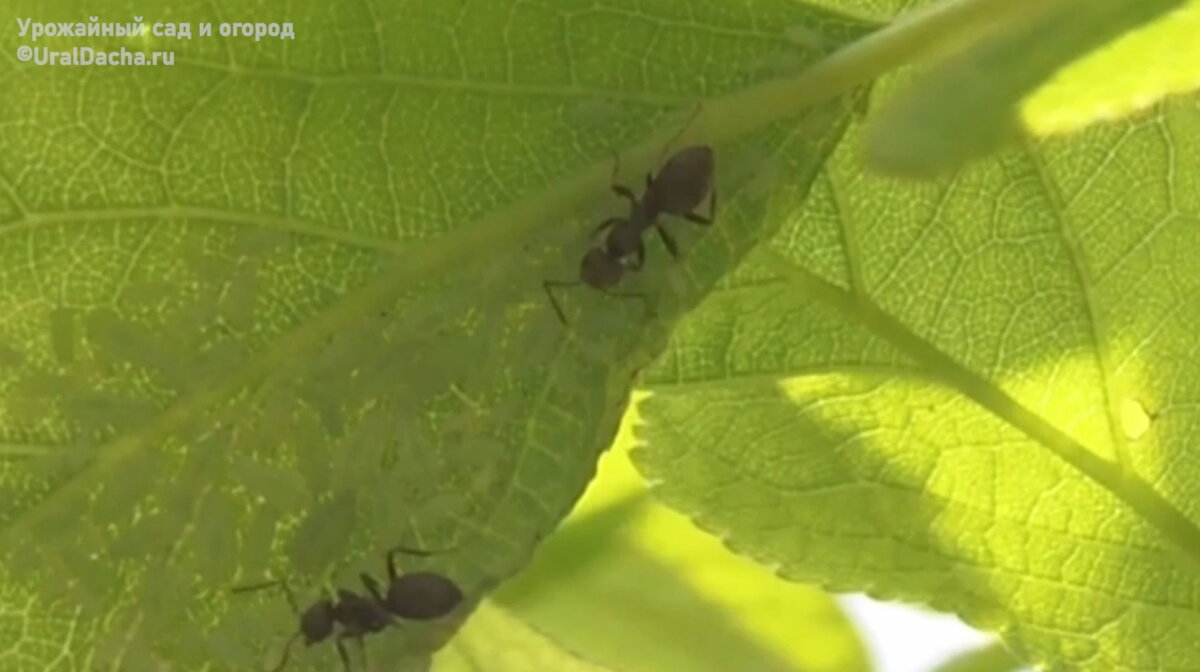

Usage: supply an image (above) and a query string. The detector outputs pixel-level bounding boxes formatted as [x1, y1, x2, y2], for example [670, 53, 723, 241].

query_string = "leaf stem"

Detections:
[686, 0, 1071, 152]
[762, 249, 1200, 572]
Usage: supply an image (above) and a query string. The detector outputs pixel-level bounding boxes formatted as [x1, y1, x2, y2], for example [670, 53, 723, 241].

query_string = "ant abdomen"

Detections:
[383, 571, 464, 620]
[643, 145, 715, 218]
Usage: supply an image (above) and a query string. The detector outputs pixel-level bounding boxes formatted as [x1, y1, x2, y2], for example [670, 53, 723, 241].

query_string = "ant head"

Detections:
[384, 571, 465, 620]
[580, 247, 623, 290]
[297, 599, 336, 645]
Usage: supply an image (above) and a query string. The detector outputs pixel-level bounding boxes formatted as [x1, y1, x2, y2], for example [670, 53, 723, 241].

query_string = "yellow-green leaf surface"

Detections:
[1024, 0, 1200, 137]
[633, 86, 1200, 671]
[493, 406, 870, 672]
[0, 0, 873, 669]
[433, 601, 616, 672]
[820, 0, 1200, 143]
[865, 0, 1187, 176]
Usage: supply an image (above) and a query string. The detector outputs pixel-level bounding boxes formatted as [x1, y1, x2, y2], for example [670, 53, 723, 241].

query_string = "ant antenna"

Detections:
[232, 579, 300, 613]
[386, 543, 458, 576]
[231, 580, 307, 672]
[542, 280, 651, 325]
[610, 102, 705, 186]
[387, 543, 458, 557]
[653, 102, 705, 168]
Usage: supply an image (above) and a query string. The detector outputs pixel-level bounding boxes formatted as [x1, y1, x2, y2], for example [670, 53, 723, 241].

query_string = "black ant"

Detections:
[544, 118, 717, 324]
[232, 546, 464, 671]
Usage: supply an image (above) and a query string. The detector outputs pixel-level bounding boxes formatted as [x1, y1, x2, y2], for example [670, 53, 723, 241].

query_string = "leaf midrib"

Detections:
[1022, 137, 1132, 473]
[758, 248, 1200, 573]
[174, 56, 688, 107]
[11, 206, 407, 252]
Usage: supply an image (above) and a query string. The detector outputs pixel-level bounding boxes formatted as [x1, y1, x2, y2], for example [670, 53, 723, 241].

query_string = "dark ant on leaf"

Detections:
[544, 109, 717, 324]
[232, 545, 464, 672]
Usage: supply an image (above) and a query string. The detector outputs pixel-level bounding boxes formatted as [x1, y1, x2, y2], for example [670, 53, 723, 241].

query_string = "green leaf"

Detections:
[1024, 1, 1200, 136]
[433, 601, 617, 672]
[495, 411, 871, 672]
[0, 0, 874, 669]
[865, 0, 1187, 176]
[633, 88, 1200, 671]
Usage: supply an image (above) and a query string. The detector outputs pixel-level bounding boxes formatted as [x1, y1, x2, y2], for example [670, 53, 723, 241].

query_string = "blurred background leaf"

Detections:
[865, 0, 1188, 176]
[1023, 0, 1200, 135]
[492, 399, 872, 672]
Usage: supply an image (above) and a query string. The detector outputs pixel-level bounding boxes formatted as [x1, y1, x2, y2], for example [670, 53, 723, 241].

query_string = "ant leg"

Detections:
[590, 216, 623, 242]
[627, 241, 646, 271]
[653, 102, 705, 168]
[680, 189, 717, 226]
[233, 581, 310, 671]
[542, 280, 578, 325]
[360, 572, 385, 603]
[611, 184, 638, 207]
[654, 224, 679, 258]
[269, 633, 302, 672]
[387, 544, 443, 557]
[356, 637, 370, 672]
[334, 636, 354, 672]
[386, 544, 456, 580]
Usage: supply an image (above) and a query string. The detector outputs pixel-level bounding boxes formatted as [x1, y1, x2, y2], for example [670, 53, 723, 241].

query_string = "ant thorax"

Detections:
[604, 217, 646, 256]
